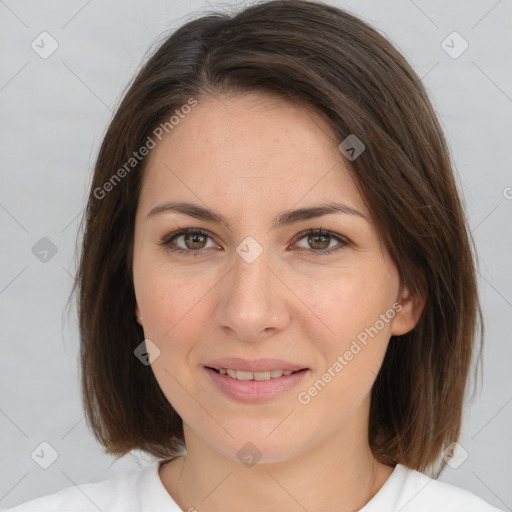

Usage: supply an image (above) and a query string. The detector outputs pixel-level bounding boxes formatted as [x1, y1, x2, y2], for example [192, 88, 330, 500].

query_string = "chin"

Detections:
[203, 428, 310, 466]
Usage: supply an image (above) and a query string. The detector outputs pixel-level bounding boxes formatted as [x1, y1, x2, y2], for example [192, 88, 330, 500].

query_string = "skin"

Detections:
[132, 92, 424, 512]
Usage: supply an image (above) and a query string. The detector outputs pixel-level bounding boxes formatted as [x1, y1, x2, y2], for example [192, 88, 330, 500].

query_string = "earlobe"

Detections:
[135, 303, 143, 326]
[391, 289, 426, 336]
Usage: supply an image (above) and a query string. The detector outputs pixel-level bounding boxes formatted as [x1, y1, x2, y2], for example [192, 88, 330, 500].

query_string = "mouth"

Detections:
[203, 360, 310, 403]
[205, 367, 307, 381]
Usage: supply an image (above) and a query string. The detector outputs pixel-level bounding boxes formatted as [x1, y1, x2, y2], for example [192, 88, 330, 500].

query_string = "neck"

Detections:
[159, 415, 394, 512]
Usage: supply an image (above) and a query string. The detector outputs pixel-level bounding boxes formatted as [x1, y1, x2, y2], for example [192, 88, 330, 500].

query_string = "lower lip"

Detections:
[204, 367, 309, 403]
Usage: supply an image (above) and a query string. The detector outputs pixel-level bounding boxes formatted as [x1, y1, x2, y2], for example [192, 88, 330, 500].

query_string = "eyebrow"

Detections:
[147, 201, 367, 230]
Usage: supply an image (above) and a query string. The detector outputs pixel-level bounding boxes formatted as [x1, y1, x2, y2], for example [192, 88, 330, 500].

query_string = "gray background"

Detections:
[1, 0, 511, 509]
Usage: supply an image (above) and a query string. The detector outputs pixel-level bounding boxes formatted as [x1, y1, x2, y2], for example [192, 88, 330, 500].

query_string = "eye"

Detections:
[293, 228, 349, 256]
[159, 228, 218, 256]
[160, 227, 349, 257]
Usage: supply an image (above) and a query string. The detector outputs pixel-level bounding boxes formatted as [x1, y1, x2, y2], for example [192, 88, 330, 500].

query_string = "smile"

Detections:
[207, 367, 301, 381]
[204, 364, 310, 403]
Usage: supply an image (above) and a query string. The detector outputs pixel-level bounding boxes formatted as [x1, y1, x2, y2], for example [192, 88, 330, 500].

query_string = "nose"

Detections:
[213, 243, 290, 343]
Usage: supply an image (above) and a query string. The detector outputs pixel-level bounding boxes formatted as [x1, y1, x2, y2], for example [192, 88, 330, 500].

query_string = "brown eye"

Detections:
[182, 231, 208, 250]
[308, 232, 331, 250]
[294, 228, 349, 256]
[160, 227, 349, 258]
[160, 228, 217, 256]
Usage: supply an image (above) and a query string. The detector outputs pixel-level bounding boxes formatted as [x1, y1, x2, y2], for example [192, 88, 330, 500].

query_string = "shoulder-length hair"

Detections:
[71, 0, 482, 474]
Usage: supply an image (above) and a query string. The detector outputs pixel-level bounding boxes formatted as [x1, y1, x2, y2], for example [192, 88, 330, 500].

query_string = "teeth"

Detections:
[235, 370, 253, 381]
[216, 368, 297, 380]
[254, 371, 271, 381]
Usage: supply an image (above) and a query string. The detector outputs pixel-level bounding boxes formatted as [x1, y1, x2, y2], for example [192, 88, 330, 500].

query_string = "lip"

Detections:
[203, 357, 306, 373]
[204, 367, 309, 403]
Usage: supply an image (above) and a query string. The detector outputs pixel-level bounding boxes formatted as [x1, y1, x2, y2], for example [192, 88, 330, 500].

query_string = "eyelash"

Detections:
[159, 228, 350, 258]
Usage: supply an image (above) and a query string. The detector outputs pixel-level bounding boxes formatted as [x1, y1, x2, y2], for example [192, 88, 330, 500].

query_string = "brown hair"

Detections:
[71, 0, 482, 473]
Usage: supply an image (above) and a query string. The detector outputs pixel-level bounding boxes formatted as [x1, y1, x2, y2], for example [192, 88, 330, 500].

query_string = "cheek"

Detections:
[294, 270, 395, 402]
[295, 279, 393, 427]
[295, 270, 395, 345]
[135, 266, 215, 415]
[137, 261, 215, 341]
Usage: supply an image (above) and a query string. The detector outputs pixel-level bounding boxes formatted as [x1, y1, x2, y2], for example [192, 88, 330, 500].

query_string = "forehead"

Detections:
[139, 93, 368, 220]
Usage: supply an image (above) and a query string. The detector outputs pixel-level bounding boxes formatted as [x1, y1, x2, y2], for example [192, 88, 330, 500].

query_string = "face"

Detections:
[132, 93, 418, 463]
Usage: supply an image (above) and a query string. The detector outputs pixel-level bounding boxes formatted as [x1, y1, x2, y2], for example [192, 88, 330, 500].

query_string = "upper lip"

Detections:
[204, 357, 307, 372]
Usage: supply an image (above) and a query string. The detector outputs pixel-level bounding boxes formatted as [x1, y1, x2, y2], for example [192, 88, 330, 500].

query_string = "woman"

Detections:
[4, 1, 504, 510]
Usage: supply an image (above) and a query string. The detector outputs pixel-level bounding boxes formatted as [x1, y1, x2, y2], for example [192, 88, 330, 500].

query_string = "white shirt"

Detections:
[2, 460, 504, 511]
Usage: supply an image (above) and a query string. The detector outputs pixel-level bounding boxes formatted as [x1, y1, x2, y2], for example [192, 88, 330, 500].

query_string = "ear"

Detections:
[135, 302, 143, 326]
[391, 286, 426, 336]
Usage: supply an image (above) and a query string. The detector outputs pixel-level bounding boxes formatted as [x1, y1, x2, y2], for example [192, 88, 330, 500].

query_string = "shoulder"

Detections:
[392, 464, 505, 512]
[1, 465, 146, 512]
